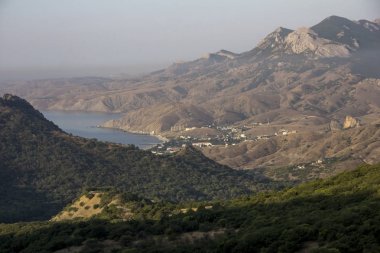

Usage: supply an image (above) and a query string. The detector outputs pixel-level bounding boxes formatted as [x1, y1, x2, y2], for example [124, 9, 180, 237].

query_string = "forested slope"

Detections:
[0, 94, 271, 222]
[0, 163, 379, 252]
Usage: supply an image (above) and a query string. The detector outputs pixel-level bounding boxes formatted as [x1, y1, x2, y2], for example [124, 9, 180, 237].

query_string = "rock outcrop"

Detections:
[285, 27, 352, 57]
[343, 115, 359, 129]
[257, 27, 293, 50]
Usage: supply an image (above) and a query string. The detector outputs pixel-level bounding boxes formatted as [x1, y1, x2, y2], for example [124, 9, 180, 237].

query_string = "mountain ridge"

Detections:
[1, 15, 378, 117]
[0, 15, 379, 171]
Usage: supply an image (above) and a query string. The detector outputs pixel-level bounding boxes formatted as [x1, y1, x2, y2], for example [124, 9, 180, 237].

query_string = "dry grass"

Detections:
[52, 192, 103, 221]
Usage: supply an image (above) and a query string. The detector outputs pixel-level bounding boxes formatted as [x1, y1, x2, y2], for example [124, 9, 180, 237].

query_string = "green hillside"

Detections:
[0, 165, 380, 252]
[0, 94, 275, 223]
[0, 163, 379, 252]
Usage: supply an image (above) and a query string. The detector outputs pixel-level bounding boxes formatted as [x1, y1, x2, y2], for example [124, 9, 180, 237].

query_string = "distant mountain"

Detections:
[1, 16, 379, 127]
[311, 16, 380, 49]
[0, 94, 274, 223]
[0, 15, 379, 170]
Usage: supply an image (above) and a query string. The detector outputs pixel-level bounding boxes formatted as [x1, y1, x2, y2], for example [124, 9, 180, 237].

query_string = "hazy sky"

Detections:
[0, 0, 379, 79]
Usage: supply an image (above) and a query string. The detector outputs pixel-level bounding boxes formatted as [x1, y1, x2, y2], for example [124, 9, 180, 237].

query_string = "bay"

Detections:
[42, 111, 162, 149]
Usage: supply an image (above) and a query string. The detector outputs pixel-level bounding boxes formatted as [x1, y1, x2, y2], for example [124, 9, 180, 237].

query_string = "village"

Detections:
[150, 123, 297, 155]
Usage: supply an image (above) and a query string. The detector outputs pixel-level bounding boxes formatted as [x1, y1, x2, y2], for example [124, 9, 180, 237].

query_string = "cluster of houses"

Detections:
[275, 129, 297, 136]
[150, 121, 300, 155]
[255, 129, 297, 140]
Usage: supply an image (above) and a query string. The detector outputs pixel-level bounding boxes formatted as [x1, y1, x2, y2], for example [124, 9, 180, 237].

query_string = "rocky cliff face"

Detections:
[284, 27, 352, 57]
[256, 27, 293, 51]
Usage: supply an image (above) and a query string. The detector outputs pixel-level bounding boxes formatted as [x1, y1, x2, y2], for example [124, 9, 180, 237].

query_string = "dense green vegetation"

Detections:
[0, 95, 277, 222]
[0, 163, 379, 252]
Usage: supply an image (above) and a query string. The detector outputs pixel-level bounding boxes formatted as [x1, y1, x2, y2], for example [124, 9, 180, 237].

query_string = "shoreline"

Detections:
[98, 125, 169, 144]
[42, 110, 169, 148]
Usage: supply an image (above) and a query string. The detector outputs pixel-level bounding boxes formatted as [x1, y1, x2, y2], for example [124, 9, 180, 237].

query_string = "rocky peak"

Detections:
[322, 15, 354, 25]
[0, 94, 36, 111]
[312, 15, 380, 50]
[2, 93, 24, 102]
[254, 23, 355, 58]
[285, 27, 352, 58]
[257, 26, 293, 50]
[0, 94, 60, 132]
[312, 16, 357, 33]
